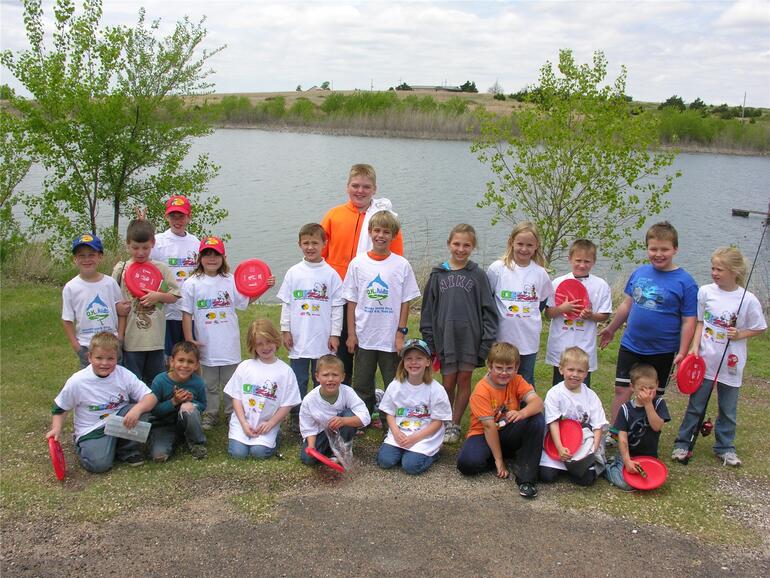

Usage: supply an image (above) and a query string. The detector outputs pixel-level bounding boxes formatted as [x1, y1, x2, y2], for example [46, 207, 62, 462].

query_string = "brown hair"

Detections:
[368, 210, 401, 236]
[88, 331, 121, 354]
[246, 318, 282, 357]
[559, 346, 589, 370]
[569, 239, 597, 259]
[629, 363, 658, 386]
[170, 340, 200, 361]
[348, 163, 377, 186]
[395, 348, 432, 384]
[298, 223, 327, 243]
[316, 354, 345, 375]
[447, 223, 478, 248]
[126, 219, 155, 244]
[486, 342, 521, 368]
[712, 246, 748, 287]
[502, 221, 545, 267]
[645, 221, 678, 248]
[192, 248, 230, 277]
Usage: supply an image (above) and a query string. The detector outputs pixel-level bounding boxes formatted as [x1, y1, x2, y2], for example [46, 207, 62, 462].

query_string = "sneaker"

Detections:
[716, 452, 742, 467]
[189, 444, 207, 460]
[443, 424, 461, 444]
[518, 482, 538, 499]
[153, 454, 169, 463]
[124, 454, 145, 467]
[201, 413, 218, 431]
[671, 448, 689, 463]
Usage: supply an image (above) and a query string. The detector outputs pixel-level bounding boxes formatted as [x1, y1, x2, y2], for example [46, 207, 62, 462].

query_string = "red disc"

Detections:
[676, 354, 706, 395]
[544, 418, 583, 460]
[124, 261, 164, 298]
[432, 355, 441, 372]
[234, 259, 272, 298]
[48, 437, 66, 481]
[555, 278, 590, 320]
[623, 455, 668, 490]
[305, 447, 345, 472]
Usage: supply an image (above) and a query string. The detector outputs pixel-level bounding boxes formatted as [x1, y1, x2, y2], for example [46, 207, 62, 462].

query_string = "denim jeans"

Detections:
[604, 455, 633, 491]
[299, 409, 356, 465]
[148, 407, 206, 460]
[518, 353, 537, 389]
[674, 379, 740, 455]
[202, 363, 238, 420]
[377, 443, 438, 475]
[290, 358, 319, 418]
[123, 349, 166, 386]
[75, 404, 145, 473]
[164, 319, 189, 357]
[228, 439, 276, 460]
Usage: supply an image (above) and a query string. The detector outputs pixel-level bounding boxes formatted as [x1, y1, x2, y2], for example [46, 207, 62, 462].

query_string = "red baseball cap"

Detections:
[165, 195, 191, 216]
[199, 236, 225, 255]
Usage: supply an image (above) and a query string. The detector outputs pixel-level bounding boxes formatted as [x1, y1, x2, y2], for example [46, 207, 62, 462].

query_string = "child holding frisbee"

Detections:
[420, 224, 498, 444]
[672, 247, 766, 466]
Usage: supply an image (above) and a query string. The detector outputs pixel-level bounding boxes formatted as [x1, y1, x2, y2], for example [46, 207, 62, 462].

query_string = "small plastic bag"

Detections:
[325, 427, 354, 471]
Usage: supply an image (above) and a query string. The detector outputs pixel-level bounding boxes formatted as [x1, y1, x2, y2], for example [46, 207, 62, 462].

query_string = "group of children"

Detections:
[49, 166, 766, 501]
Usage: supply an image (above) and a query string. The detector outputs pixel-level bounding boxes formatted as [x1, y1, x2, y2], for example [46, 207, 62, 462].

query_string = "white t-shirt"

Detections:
[61, 274, 124, 346]
[379, 378, 452, 457]
[697, 283, 767, 388]
[487, 260, 553, 355]
[545, 273, 612, 371]
[179, 274, 249, 367]
[342, 253, 420, 352]
[539, 381, 608, 471]
[54, 365, 152, 440]
[223, 358, 301, 447]
[151, 230, 200, 321]
[277, 260, 344, 359]
[299, 384, 371, 439]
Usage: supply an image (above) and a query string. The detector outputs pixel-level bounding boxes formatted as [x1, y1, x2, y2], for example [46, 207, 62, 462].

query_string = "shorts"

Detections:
[615, 346, 675, 395]
[440, 361, 476, 375]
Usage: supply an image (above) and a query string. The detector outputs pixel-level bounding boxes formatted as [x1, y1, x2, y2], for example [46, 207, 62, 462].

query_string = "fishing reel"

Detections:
[700, 418, 714, 437]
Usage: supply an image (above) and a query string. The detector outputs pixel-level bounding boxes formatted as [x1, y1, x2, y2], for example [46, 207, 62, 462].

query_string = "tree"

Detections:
[0, 110, 34, 259]
[472, 49, 678, 267]
[1, 0, 227, 250]
[395, 82, 412, 91]
[295, 84, 302, 92]
[320, 81, 331, 90]
[689, 97, 707, 111]
[658, 95, 686, 111]
[460, 80, 478, 93]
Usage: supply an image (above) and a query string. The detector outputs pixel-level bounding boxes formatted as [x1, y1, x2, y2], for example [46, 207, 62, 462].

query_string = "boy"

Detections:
[277, 223, 345, 428]
[539, 347, 607, 486]
[62, 233, 128, 368]
[605, 364, 670, 490]
[341, 211, 420, 414]
[148, 341, 207, 462]
[599, 221, 697, 434]
[299, 355, 371, 465]
[545, 239, 612, 387]
[150, 195, 200, 357]
[47, 332, 157, 473]
[113, 219, 181, 385]
[321, 163, 405, 381]
[456, 342, 545, 499]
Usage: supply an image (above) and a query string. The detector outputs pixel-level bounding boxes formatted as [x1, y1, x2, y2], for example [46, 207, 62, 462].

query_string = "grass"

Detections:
[1, 283, 768, 546]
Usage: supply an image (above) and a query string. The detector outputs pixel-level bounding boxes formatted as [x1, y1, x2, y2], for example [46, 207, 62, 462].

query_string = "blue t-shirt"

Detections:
[613, 398, 671, 458]
[621, 265, 697, 355]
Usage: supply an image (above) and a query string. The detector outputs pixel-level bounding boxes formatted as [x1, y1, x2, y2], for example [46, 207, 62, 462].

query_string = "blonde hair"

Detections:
[348, 163, 377, 186]
[629, 363, 658, 386]
[502, 221, 545, 267]
[559, 346, 589, 370]
[395, 348, 432, 384]
[447, 223, 477, 247]
[645, 221, 679, 248]
[712, 247, 748, 287]
[368, 210, 401, 236]
[89, 331, 120, 354]
[569, 239, 597, 259]
[246, 318, 282, 357]
[486, 342, 521, 368]
[316, 354, 345, 375]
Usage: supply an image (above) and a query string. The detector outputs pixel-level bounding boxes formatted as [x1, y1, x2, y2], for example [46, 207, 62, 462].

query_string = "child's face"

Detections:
[488, 361, 518, 387]
[299, 233, 326, 263]
[347, 176, 376, 209]
[73, 246, 103, 276]
[316, 364, 343, 395]
[403, 350, 430, 380]
[200, 249, 223, 275]
[166, 211, 191, 236]
[88, 346, 119, 377]
[448, 232, 475, 265]
[169, 350, 200, 381]
[512, 232, 538, 266]
[646, 238, 677, 271]
[127, 239, 154, 263]
[632, 377, 658, 397]
[711, 258, 738, 290]
[559, 360, 589, 391]
[369, 226, 394, 253]
[569, 249, 595, 277]
[252, 336, 278, 362]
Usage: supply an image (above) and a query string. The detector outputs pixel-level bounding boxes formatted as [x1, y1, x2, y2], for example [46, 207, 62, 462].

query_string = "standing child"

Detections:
[487, 221, 553, 388]
[420, 224, 498, 444]
[151, 195, 200, 357]
[377, 339, 452, 475]
[545, 239, 612, 387]
[342, 211, 421, 415]
[672, 247, 766, 466]
[62, 233, 127, 368]
[224, 319, 301, 459]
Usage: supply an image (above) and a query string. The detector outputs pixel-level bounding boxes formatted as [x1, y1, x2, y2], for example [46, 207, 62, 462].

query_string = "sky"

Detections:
[1, 0, 769, 107]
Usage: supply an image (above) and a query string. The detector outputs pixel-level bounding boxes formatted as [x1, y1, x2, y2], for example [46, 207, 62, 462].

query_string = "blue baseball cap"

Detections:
[400, 338, 432, 358]
[71, 233, 103, 254]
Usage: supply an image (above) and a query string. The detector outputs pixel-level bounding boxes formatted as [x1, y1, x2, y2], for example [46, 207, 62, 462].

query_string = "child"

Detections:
[150, 195, 200, 357]
[487, 221, 553, 388]
[299, 355, 370, 465]
[62, 233, 127, 368]
[223, 319, 301, 459]
[179, 236, 255, 430]
[456, 342, 545, 499]
[605, 364, 670, 490]
[420, 224, 498, 444]
[342, 211, 421, 415]
[545, 239, 612, 387]
[599, 221, 697, 435]
[47, 332, 157, 472]
[377, 339, 452, 475]
[672, 247, 766, 466]
[539, 347, 607, 486]
[148, 341, 207, 462]
[113, 219, 181, 386]
[277, 223, 344, 427]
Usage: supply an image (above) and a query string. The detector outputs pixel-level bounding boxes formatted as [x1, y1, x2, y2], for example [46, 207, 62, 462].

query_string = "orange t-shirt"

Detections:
[466, 374, 534, 438]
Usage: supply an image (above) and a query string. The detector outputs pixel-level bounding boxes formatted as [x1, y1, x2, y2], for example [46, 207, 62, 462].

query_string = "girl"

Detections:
[224, 318, 301, 459]
[376, 339, 452, 474]
[420, 224, 498, 444]
[672, 247, 766, 466]
[486, 222, 552, 388]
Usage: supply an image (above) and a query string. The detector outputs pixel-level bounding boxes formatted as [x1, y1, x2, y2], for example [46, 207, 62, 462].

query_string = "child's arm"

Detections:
[481, 419, 509, 479]
[305, 434, 318, 451]
[598, 295, 632, 348]
[46, 411, 67, 442]
[346, 301, 358, 354]
[549, 420, 572, 461]
[637, 387, 664, 432]
[123, 392, 157, 429]
[280, 303, 293, 350]
[140, 289, 179, 307]
[327, 412, 363, 431]
[675, 316, 697, 366]
[329, 303, 343, 353]
[61, 320, 81, 354]
[504, 391, 544, 423]
[384, 413, 408, 447]
[728, 327, 766, 341]
[545, 299, 584, 319]
[253, 404, 293, 436]
[592, 428, 603, 454]
[394, 301, 410, 352]
[618, 431, 639, 473]
[182, 312, 203, 348]
[689, 320, 704, 355]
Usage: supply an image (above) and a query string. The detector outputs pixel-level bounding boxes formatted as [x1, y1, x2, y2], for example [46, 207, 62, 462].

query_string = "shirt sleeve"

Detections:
[613, 404, 630, 432]
[743, 293, 767, 331]
[430, 382, 453, 422]
[469, 382, 494, 421]
[654, 398, 671, 423]
[401, 262, 421, 302]
[280, 366, 301, 407]
[61, 284, 75, 322]
[179, 280, 194, 315]
[127, 370, 152, 401]
[341, 263, 358, 302]
[346, 387, 371, 427]
[54, 378, 77, 412]
[681, 274, 698, 317]
[223, 364, 244, 400]
[276, 270, 292, 304]
[377, 381, 399, 416]
[595, 278, 612, 314]
[696, 286, 706, 322]
[542, 388, 562, 425]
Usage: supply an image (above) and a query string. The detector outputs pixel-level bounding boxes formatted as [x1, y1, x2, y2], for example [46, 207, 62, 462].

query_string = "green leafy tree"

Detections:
[320, 81, 331, 90]
[0, 110, 34, 260]
[689, 97, 707, 110]
[460, 80, 478, 93]
[658, 95, 686, 111]
[1, 0, 227, 250]
[472, 49, 679, 267]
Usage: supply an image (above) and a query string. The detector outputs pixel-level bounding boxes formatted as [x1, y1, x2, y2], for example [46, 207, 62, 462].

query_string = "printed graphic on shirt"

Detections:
[627, 414, 651, 449]
[560, 318, 586, 332]
[366, 275, 389, 303]
[293, 283, 330, 301]
[165, 253, 197, 280]
[196, 291, 233, 324]
[630, 278, 666, 310]
[85, 295, 111, 324]
[132, 300, 158, 329]
[703, 308, 735, 345]
[87, 393, 127, 419]
[499, 284, 538, 317]
[242, 381, 278, 399]
[395, 404, 430, 432]
[438, 273, 476, 294]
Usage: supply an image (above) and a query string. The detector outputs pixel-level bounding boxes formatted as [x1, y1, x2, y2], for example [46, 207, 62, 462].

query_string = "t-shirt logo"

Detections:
[86, 295, 110, 324]
[242, 380, 278, 400]
[293, 283, 329, 301]
[366, 274, 389, 303]
[631, 279, 666, 310]
[500, 284, 538, 302]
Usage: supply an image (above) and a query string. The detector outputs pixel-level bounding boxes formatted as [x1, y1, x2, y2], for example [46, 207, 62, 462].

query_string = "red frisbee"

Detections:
[48, 437, 66, 481]
[432, 355, 441, 372]
[124, 261, 164, 298]
[305, 447, 345, 473]
[623, 455, 668, 490]
[555, 278, 590, 320]
[234, 259, 272, 298]
[677, 354, 706, 395]
[544, 418, 583, 460]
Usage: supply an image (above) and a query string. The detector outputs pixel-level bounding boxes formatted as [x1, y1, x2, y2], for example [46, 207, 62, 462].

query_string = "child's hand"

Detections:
[624, 459, 641, 474]
[393, 429, 410, 447]
[504, 409, 522, 423]
[239, 419, 257, 438]
[558, 446, 573, 461]
[673, 352, 686, 366]
[253, 422, 274, 436]
[123, 407, 142, 429]
[139, 290, 162, 307]
[327, 416, 345, 431]
[578, 305, 593, 320]
[346, 334, 358, 354]
[282, 332, 294, 350]
[394, 331, 405, 353]
[726, 327, 739, 340]
[46, 428, 62, 442]
[636, 387, 655, 407]
[494, 458, 509, 479]
[116, 300, 131, 317]
[173, 387, 192, 405]
[560, 299, 584, 317]
[328, 336, 339, 353]
[598, 327, 615, 349]
[266, 276, 276, 288]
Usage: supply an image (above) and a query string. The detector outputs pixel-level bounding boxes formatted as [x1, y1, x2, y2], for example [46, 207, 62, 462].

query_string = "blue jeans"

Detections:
[164, 320, 189, 357]
[299, 409, 356, 465]
[604, 455, 633, 491]
[228, 439, 276, 460]
[75, 405, 144, 473]
[674, 379, 740, 455]
[518, 353, 537, 389]
[123, 349, 166, 386]
[148, 407, 206, 460]
[290, 358, 319, 415]
[377, 443, 438, 475]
